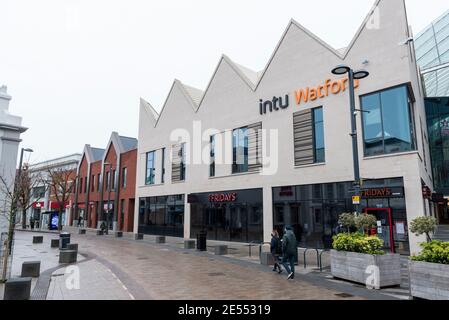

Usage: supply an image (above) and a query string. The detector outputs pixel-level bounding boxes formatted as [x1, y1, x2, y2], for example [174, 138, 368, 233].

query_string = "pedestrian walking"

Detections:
[281, 225, 297, 280]
[270, 229, 283, 274]
[30, 218, 35, 230]
[78, 216, 83, 228]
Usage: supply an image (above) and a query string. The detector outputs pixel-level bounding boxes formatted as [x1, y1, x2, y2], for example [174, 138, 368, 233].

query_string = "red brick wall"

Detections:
[118, 149, 136, 232]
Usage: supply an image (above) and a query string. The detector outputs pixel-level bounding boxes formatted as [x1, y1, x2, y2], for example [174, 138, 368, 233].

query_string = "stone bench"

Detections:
[21, 261, 41, 277]
[184, 240, 196, 249]
[155, 236, 165, 244]
[214, 245, 228, 255]
[78, 229, 86, 235]
[96, 230, 104, 236]
[32, 236, 43, 244]
[50, 239, 59, 248]
[59, 250, 77, 264]
[115, 231, 123, 238]
[134, 233, 144, 240]
[66, 243, 78, 251]
[3, 277, 32, 300]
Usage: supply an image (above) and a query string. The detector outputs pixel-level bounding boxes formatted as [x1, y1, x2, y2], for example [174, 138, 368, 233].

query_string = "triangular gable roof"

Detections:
[91, 148, 105, 162]
[119, 135, 138, 152]
[142, 0, 404, 129]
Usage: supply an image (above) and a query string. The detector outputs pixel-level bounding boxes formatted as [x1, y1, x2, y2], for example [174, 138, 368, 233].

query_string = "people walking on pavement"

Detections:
[78, 216, 83, 228]
[270, 229, 283, 274]
[281, 225, 297, 280]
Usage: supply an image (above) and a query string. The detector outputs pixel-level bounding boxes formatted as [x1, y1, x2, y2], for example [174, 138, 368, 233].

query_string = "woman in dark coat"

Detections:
[270, 229, 283, 273]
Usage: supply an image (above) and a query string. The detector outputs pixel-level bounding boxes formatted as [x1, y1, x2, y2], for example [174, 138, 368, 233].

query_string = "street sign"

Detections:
[352, 196, 360, 205]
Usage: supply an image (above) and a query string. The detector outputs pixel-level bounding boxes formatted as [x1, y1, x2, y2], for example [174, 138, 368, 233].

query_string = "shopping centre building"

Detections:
[135, 0, 433, 255]
[415, 10, 449, 227]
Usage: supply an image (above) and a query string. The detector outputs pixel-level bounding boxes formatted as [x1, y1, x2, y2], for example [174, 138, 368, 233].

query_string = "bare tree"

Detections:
[16, 165, 44, 229]
[0, 168, 44, 281]
[46, 168, 76, 231]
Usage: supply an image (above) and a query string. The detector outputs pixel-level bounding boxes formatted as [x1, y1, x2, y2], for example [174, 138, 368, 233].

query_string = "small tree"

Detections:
[46, 168, 76, 231]
[338, 212, 356, 233]
[16, 166, 43, 229]
[355, 214, 377, 235]
[410, 216, 436, 243]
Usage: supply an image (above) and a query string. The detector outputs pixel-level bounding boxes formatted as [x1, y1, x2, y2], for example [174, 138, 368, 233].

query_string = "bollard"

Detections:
[155, 236, 165, 244]
[78, 229, 86, 235]
[50, 239, 59, 248]
[21, 261, 41, 277]
[3, 278, 32, 300]
[214, 245, 228, 255]
[32, 236, 43, 244]
[115, 231, 123, 238]
[59, 250, 77, 264]
[134, 233, 144, 240]
[184, 240, 195, 249]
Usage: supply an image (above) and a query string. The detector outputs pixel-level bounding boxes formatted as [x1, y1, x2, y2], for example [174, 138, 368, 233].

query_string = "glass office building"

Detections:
[415, 10, 449, 97]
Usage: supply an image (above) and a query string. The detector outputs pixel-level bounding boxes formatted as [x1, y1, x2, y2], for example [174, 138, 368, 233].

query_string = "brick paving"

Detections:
[2, 230, 403, 300]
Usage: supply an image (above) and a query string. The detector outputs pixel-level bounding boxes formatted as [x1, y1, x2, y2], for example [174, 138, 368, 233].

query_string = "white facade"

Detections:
[0, 85, 27, 235]
[135, 0, 433, 254]
[26, 154, 81, 229]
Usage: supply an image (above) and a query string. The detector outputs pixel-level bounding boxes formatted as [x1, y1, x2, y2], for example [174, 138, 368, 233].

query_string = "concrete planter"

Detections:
[330, 250, 401, 288]
[410, 260, 449, 300]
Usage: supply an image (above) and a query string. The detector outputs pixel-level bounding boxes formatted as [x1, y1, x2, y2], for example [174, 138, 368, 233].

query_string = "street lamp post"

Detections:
[331, 65, 369, 213]
[17, 148, 33, 229]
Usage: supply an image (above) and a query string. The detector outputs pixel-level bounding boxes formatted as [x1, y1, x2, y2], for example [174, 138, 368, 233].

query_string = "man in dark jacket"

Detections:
[281, 225, 297, 280]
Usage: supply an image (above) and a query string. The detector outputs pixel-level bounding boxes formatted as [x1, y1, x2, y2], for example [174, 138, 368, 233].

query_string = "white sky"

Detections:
[1, 0, 448, 164]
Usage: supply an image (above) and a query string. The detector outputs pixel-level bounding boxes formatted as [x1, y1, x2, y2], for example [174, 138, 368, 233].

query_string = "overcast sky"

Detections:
[1, 0, 448, 164]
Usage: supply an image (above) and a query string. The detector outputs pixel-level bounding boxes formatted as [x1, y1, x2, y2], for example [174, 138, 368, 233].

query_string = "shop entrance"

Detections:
[364, 208, 395, 253]
[437, 203, 449, 224]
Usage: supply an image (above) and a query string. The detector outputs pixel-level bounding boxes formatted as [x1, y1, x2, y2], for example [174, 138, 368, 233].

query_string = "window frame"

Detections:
[360, 83, 417, 157]
[145, 151, 156, 185]
[312, 106, 325, 164]
[232, 126, 249, 174]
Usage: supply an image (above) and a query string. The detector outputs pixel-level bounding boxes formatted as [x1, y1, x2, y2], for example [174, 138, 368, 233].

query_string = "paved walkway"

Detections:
[2, 230, 407, 300]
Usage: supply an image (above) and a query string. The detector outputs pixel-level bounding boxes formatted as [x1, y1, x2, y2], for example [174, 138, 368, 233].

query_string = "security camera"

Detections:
[399, 37, 414, 45]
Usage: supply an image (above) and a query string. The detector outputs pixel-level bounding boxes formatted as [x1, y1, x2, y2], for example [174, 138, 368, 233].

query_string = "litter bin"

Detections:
[196, 231, 207, 251]
[59, 232, 71, 250]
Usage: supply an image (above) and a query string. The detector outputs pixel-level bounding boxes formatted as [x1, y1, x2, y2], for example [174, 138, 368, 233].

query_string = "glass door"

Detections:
[365, 208, 395, 253]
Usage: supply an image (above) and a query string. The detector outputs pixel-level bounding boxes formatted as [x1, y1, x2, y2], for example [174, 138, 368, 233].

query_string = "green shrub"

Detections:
[338, 212, 356, 232]
[409, 216, 437, 242]
[411, 240, 449, 264]
[332, 232, 384, 255]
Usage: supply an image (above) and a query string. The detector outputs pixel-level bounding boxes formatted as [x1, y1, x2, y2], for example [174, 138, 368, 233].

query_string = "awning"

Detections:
[49, 202, 69, 209]
[32, 201, 44, 209]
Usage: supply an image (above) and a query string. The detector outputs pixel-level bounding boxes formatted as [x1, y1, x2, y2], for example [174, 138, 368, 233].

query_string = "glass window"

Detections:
[161, 148, 165, 183]
[361, 85, 416, 156]
[97, 174, 101, 192]
[105, 171, 110, 191]
[180, 143, 186, 181]
[91, 175, 95, 192]
[146, 151, 156, 185]
[313, 107, 325, 163]
[210, 135, 215, 177]
[232, 127, 248, 174]
[138, 194, 184, 237]
[122, 167, 127, 188]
